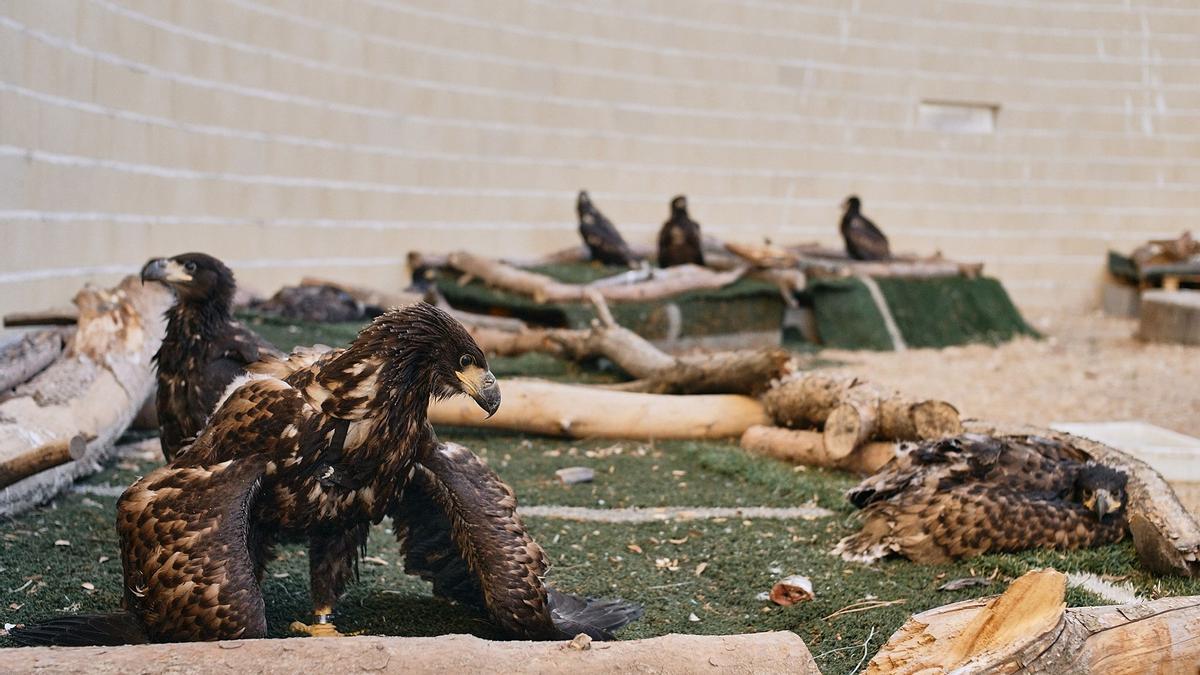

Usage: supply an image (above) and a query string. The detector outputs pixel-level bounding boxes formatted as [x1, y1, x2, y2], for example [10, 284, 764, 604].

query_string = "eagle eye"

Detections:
[459, 354, 474, 369]
[184, 261, 197, 273]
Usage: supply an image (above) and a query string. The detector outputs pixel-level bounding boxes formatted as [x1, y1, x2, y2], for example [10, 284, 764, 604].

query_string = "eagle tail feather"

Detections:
[547, 587, 643, 641]
[7, 612, 148, 647]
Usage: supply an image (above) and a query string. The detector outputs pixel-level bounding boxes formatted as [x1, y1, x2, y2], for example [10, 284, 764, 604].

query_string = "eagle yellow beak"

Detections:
[456, 365, 500, 418]
[140, 258, 192, 284]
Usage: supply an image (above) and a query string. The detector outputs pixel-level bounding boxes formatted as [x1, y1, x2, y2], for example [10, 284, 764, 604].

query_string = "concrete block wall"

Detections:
[2, 0, 1198, 316]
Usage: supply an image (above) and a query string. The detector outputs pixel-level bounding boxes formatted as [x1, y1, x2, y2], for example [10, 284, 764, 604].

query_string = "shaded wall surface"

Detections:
[3, 0, 1199, 316]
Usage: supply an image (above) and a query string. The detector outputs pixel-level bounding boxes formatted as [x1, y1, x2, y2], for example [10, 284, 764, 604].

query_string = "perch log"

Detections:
[966, 420, 1200, 578]
[446, 251, 745, 303]
[0, 434, 91, 490]
[428, 379, 769, 439]
[0, 276, 171, 518]
[0, 329, 67, 392]
[868, 569, 1200, 673]
[740, 425, 894, 474]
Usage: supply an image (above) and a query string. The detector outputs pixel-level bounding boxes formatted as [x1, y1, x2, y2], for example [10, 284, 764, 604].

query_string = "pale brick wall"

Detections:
[3, 0, 1198, 316]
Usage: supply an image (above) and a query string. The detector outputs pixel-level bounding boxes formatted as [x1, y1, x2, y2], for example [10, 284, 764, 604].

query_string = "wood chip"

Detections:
[362, 556, 389, 566]
[694, 562, 708, 577]
[769, 575, 815, 606]
[938, 576, 992, 592]
[555, 467, 595, 485]
[626, 543, 643, 554]
[80, 582, 95, 591]
[53, 540, 70, 547]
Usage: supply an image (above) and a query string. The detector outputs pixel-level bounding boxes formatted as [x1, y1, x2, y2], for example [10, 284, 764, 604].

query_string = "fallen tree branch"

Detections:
[0, 434, 91, 490]
[446, 251, 746, 304]
[965, 420, 1200, 578]
[740, 425, 895, 475]
[428, 379, 769, 439]
[868, 569, 1200, 673]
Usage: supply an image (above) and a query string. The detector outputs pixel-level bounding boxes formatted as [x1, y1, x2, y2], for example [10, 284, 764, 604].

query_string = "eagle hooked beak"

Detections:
[1092, 489, 1117, 520]
[140, 258, 191, 284]
[456, 366, 501, 418]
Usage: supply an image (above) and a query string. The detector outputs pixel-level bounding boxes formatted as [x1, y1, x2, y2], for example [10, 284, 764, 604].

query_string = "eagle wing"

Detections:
[116, 454, 271, 642]
[394, 442, 642, 640]
[842, 213, 891, 261]
[579, 206, 635, 267]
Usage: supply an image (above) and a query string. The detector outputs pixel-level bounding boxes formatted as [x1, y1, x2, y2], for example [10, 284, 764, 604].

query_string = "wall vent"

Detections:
[917, 100, 999, 134]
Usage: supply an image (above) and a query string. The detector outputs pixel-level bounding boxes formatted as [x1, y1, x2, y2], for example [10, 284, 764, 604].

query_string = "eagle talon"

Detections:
[289, 614, 357, 638]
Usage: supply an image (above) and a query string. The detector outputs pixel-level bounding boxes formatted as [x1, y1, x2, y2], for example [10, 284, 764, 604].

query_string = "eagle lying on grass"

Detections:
[833, 434, 1129, 563]
[839, 195, 891, 261]
[11, 303, 640, 645]
[657, 195, 705, 268]
[141, 253, 280, 461]
[577, 190, 638, 267]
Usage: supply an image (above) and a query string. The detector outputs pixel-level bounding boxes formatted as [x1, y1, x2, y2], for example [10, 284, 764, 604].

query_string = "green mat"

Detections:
[437, 263, 785, 341]
[808, 276, 1038, 351]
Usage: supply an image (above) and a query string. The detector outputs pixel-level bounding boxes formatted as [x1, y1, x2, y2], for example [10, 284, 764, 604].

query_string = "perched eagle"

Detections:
[577, 191, 637, 267]
[657, 195, 705, 268]
[833, 434, 1128, 564]
[10, 304, 639, 645]
[840, 195, 891, 261]
[141, 253, 280, 461]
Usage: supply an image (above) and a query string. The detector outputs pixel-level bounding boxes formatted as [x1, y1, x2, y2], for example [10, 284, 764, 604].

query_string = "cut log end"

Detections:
[911, 400, 963, 439]
[822, 401, 874, 460]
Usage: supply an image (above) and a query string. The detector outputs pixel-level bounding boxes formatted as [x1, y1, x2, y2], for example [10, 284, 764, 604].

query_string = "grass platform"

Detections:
[3, 318, 1195, 673]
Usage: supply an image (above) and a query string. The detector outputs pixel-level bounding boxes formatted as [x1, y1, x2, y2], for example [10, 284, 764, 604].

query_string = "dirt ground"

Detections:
[823, 312, 1200, 438]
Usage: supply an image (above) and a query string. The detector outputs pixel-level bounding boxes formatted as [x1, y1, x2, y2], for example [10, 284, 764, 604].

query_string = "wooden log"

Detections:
[868, 569, 1200, 674]
[0, 434, 90, 490]
[0, 329, 66, 392]
[5, 631, 819, 675]
[763, 374, 961, 454]
[740, 425, 895, 474]
[0, 276, 172, 518]
[966, 420, 1200, 578]
[428, 379, 769, 440]
[445, 251, 745, 304]
[3, 307, 80, 327]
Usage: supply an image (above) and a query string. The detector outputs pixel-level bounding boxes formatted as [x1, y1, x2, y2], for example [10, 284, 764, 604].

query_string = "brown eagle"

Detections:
[833, 434, 1128, 564]
[141, 253, 280, 461]
[840, 195, 891, 261]
[10, 303, 639, 645]
[657, 195, 704, 268]
[577, 191, 637, 267]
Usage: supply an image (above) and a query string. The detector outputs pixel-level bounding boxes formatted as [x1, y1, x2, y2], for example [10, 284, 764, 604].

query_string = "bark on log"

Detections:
[966, 420, 1200, 578]
[0, 329, 67, 392]
[428, 379, 769, 439]
[868, 569, 1200, 674]
[740, 425, 895, 474]
[2, 631, 818, 675]
[445, 251, 745, 304]
[762, 374, 961, 453]
[0, 276, 171, 518]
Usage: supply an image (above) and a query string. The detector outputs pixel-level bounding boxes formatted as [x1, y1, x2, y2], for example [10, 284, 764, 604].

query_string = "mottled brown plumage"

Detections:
[140, 253, 280, 461]
[657, 195, 705, 268]
[11, 303, 638, 645]
[834, 434, 1128, 564]
[577, 191, 637, 267]
[840, 195, 891, 261]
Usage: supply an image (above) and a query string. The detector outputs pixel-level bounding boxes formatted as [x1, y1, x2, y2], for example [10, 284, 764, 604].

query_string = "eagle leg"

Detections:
[298, 524, 369, 637]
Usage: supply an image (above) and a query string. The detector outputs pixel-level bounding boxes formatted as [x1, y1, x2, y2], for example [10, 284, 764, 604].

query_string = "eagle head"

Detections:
[141, 252, 236, 307]
[1074, 462, 1128, 522]
[670, 194, 688, 215]
[382, 303, 500, 418]
[842, 195, 862, 213]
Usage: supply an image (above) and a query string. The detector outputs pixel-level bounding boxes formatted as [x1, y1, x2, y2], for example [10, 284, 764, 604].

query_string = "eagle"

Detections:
[657, 195, 705, 268]
[10, 303, 639, 645]
[141, 253, 280, 461]
[577, 191, 637, 267]
[833, 434, 1128, 564]
[840, 195, 891, 261]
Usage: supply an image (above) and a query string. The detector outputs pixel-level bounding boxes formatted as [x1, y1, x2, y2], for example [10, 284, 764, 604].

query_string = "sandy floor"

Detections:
[823, 312, 1200, 438]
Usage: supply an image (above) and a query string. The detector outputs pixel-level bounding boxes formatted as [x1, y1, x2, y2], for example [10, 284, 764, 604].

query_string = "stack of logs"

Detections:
[743, 374, 962, 474]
